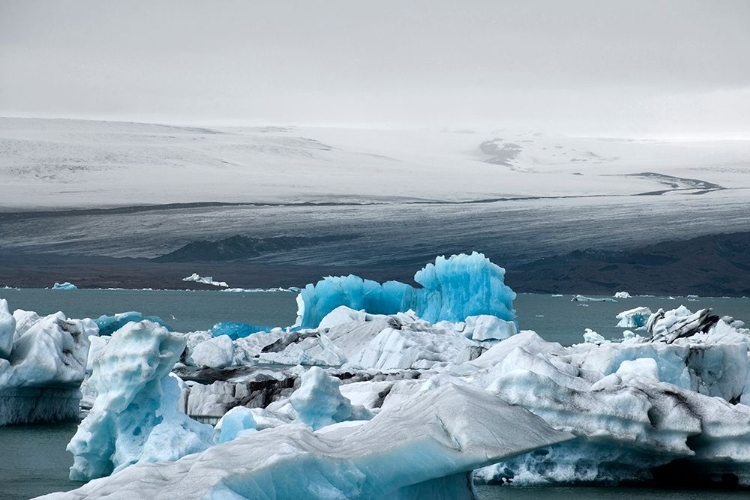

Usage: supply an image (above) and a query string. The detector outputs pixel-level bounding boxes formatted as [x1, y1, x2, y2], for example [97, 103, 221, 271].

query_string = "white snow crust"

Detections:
[2, 118, 749, 209]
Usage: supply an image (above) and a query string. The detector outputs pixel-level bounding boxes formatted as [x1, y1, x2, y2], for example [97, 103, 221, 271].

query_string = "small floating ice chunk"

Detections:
[614, 291, 631, 299]
[182, 273, 228, 288]
[52, 282, 78, 290]
[572, 295, 616, 303]
[583, 328, 606, 344]
[616, 306, 652, 328]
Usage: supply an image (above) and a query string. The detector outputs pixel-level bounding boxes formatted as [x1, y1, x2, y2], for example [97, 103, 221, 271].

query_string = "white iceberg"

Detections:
[181, 273, 228, 288]
[571, 294, 616, 303]
[615, 306, 652, 328]
[0, 303, 94, 425]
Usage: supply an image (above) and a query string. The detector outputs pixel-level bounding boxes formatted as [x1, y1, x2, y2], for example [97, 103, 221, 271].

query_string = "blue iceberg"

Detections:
[296, 252, 516, 328]
[52, 282, 78, 290]
[210, 321, 267, 340]
[95, 312, 173, 336]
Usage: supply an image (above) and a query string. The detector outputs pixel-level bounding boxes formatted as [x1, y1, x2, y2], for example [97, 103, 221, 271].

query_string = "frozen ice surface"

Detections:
[215, 307, 491, 370]
[210, 321, 266, 340]
[0, 305, 92, 425]
[19, 276, 750, 493]
[52, 282, 78, 290]
[68, 321, 213, 481]
[297, 252, 516, 328]
[189, 334, 234, 369]
[614, 291, 632, 299]
[474, 317, 750, 485]
[0, 299, 14, 358]
[45, 384, 572, 500]
[647, 306, 719, 343]
[463, 314, 518, 341]
[214, 406, 257, 444]
[290, 366, 359, 430]
[583, 328, 605, 343]
[616, 306, 652, 328]
[2, 312, 90, 389]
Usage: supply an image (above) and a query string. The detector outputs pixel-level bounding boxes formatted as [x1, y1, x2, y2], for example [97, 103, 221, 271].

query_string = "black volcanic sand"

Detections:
[2, 231, 750, 296]
[0, 252, 421, 291]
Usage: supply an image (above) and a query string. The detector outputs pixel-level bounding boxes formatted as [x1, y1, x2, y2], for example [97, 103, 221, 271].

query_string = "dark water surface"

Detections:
[0, 288, 299, 332]
[0, 423, 81, 499]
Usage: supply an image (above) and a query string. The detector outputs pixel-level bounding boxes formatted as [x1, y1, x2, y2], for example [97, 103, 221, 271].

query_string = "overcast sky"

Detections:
[1, 0, 748, 137]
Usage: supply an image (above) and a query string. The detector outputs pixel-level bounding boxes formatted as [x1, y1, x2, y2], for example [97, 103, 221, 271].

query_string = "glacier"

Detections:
[295, 252, 516, 328]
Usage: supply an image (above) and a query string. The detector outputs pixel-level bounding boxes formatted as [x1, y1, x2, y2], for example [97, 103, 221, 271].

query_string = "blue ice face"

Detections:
[296, 252, 516, 328]
[52, 282, 78, 290]
[210, 322, 267, 340]
[95, 312, 173, 336]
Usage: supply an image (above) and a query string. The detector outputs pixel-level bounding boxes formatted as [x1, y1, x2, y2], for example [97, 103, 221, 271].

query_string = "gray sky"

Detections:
[1, 0, 748, 137]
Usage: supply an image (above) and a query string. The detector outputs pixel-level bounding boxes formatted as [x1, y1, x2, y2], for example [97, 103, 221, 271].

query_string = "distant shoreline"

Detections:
[2, 230, 749, 297]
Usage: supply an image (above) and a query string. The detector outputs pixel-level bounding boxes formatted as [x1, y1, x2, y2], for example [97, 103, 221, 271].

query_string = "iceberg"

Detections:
[615, 306, 652, 328]
[296, 252, 516, 328]
[52, 281, 78, 290]
[45, 384, 571, 500]
[290, 366, 371, 430]
[189, 334, 234, 369]
[196, 307, 491, 370]
[213, 406, 258, 444]
[182, 273, 228, 288]
[68, 320, 213, 481]
[471, 315, 750, 485]
[0, 299, 14, 358]
[0, 303, 94, 425]
[19, 246, 750, 496]
[614, 291, 631, 299]
[210, 321, 267, 340]
[95, 312, 172, 336]
[647, 306, 719, 343]
[571, 294, 616, 303]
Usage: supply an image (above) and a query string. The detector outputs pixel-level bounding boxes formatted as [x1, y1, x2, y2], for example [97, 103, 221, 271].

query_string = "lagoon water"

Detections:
[0, 289, 748, 498]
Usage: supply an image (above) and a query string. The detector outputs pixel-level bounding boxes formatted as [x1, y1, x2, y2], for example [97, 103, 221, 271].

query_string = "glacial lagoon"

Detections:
[0, 288, 748, 498]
